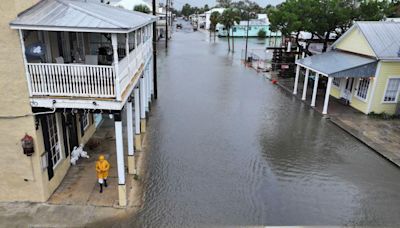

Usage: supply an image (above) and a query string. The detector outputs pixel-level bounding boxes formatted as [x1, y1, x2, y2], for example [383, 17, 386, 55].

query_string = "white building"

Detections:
[205, 8, 225, 30]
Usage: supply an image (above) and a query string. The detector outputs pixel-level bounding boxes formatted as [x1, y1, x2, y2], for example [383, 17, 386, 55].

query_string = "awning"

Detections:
[9, 0, 157, 33]
[296, 51, 378, 78]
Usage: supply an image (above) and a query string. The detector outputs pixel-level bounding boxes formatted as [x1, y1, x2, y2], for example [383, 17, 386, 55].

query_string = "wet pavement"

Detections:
[126, 21, 400, 226]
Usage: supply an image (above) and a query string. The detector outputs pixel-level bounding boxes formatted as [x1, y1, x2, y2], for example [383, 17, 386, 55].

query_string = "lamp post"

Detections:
[165, 0, 169, 48]
[152, 0, 157, 99]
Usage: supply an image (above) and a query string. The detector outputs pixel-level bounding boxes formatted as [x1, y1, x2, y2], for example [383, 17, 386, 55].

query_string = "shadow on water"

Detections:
[88, 21, 400, 227]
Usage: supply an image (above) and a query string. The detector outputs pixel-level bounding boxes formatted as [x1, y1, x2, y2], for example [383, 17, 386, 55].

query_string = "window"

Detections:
[47, 115, 61, 167]
[81, 113, 90, 131]
[332, 77, 341, 87]
[383, 78, 400, 102]
[356, 78, 370, 100]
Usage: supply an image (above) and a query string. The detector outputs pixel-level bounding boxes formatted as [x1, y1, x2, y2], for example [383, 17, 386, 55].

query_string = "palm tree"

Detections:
[219, 8, 241, 52]
[210, 11, 220, 42]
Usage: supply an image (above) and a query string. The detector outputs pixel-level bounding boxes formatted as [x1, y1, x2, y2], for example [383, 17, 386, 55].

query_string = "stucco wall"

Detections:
[370, 62, 400, 114]
[335, 27, 375, 57]
[0, 0, 45, 202]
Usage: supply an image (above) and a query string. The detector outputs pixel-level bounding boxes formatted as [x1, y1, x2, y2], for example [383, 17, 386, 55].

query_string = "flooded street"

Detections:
[130, 22, 400, 226]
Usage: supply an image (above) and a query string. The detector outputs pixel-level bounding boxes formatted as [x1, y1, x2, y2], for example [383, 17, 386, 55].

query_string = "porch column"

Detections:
[134, 87, 142, 151]
[293, 65, 300, 95]
[127, 98, 136, 175]
[146, 66, 151, 108]
[126, 33, 131, 76]
[302, 68, 310, 100]
[140, 76, 147, 133]
[112, 34, 121, 101]
[114, 112, 127, 207]
[323, 77, 333, 115]
[311, 73, 319, 107]
[145, 68, 149, 112]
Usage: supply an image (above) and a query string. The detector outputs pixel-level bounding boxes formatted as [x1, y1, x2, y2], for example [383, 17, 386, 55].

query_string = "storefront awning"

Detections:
[296, 51, 378, 78]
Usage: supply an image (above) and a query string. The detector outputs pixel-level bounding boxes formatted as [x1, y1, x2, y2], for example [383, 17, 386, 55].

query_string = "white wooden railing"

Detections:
[26, 39, 152, 100]
[28, 63, 116, 98]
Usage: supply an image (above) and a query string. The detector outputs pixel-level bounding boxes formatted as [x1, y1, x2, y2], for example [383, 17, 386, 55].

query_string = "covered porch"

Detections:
[293, 50, 377, 115]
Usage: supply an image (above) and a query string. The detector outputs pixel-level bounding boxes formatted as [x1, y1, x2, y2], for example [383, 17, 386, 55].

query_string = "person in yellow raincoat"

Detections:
[96, 155, 110, 193]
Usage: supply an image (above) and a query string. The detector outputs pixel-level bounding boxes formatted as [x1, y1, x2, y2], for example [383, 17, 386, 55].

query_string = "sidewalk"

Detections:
[274, 75, 400, 167]
[0, 118, 150, 227]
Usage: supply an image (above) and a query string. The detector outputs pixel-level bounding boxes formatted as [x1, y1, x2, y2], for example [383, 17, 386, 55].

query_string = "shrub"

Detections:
[258, 29, 267, 38]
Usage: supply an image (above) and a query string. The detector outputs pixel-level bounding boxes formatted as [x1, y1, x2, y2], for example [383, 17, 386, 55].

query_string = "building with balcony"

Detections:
[0, 0, 156, 206]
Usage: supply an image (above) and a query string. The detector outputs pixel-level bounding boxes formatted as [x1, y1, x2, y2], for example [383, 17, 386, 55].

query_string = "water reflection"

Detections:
[117, 22, 400, 227]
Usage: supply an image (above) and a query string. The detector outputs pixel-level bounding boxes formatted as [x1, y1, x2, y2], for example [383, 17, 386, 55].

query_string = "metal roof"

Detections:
[296, 51, 377, 78]
[10, 0, 157, 33]
[333, 21, 400, 61]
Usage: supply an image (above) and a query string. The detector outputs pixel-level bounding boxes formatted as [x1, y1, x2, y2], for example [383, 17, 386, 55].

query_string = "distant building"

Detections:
[217, 14, 281, 38]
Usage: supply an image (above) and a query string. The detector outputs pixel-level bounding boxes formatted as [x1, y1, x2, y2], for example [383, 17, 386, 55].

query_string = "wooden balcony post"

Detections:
[18, 29, 32, 97]
[126, 33, 131, 77]
[112, 34, 121, 100]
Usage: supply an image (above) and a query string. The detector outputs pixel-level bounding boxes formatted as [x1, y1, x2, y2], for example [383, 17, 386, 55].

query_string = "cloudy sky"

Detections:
[170, 0, 283, 9]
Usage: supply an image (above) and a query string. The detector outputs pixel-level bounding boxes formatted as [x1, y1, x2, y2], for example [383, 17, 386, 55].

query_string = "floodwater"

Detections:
[129, 21, 400, 226]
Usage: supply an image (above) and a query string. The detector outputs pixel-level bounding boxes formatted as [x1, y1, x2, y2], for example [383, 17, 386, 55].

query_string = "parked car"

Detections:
[176, 23, 182, 29]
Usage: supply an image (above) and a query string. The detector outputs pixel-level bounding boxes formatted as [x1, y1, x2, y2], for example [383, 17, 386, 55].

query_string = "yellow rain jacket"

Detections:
[96, 155, 110, 179]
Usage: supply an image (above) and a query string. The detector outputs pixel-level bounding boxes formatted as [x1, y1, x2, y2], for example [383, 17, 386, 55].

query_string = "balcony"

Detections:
[22, 31, 152, 102]
[10, 0, 157, 110]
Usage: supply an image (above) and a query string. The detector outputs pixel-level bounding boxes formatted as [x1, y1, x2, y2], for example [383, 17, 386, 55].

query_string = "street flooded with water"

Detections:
[126, 21, 400, 226]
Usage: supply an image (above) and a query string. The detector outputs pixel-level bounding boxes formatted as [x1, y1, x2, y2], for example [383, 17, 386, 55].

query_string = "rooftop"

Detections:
[333, 21, 400, 60]
[10, 0, 156, 33]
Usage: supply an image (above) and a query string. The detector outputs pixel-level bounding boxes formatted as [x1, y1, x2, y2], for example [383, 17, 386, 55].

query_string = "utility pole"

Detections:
[165, 0, 169, 48]
[244, 13, 250, 63]
[152, 0, 158, 99]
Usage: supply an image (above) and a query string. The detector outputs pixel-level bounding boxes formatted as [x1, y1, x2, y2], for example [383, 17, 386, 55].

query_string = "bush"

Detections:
[258, 29, 267, 38]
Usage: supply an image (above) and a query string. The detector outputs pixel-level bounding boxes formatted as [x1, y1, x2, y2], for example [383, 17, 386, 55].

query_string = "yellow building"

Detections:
[294, 21, 400, 115]
[0, 0, 156, 206]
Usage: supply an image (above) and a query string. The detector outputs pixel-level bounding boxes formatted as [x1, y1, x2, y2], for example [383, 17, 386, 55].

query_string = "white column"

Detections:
[293, 65, 300, 95]
[311, 73, 319, 107]
[126, 33, 131, 76]
[295, 47, 299, 61]
[134, 87, 142, 151]
[127, 99, 136, 174]
[140, 77, 146, 118]
[323, 77, 333, 115]
[302, 68, 310, 101]
[140, 76, 147, 133]
[146, 66, 151, 106]
[114, 113, 126, 206]
[111, 34, 121, 100]
[301, 51, 305, 59]
[134, 87, 140, 134]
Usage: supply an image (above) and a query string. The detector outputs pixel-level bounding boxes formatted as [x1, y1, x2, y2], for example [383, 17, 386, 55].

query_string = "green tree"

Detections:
[210, 11, 221, 42]
[219, 8, 241, 52]
[204, 4, 210, 12]
[357, 0, 392, 21]
[217, 0, 232, 8]
[133, 4, 151, 14]
[268, 0, 393, 54]
[181, 3, 192, 17]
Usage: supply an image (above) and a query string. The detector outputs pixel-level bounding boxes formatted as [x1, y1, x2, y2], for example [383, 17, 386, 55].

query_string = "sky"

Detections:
[169, 0, 284, 9]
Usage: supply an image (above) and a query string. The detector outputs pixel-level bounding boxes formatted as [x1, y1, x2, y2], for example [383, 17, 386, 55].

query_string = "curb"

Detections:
[273, 77, 400, 168]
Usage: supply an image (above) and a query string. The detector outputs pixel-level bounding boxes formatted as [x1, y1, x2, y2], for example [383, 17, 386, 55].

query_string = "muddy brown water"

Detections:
[117, 21, 400, 227]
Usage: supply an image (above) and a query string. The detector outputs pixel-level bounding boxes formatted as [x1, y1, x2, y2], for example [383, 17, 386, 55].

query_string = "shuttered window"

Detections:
[383, 78, 400, 102]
